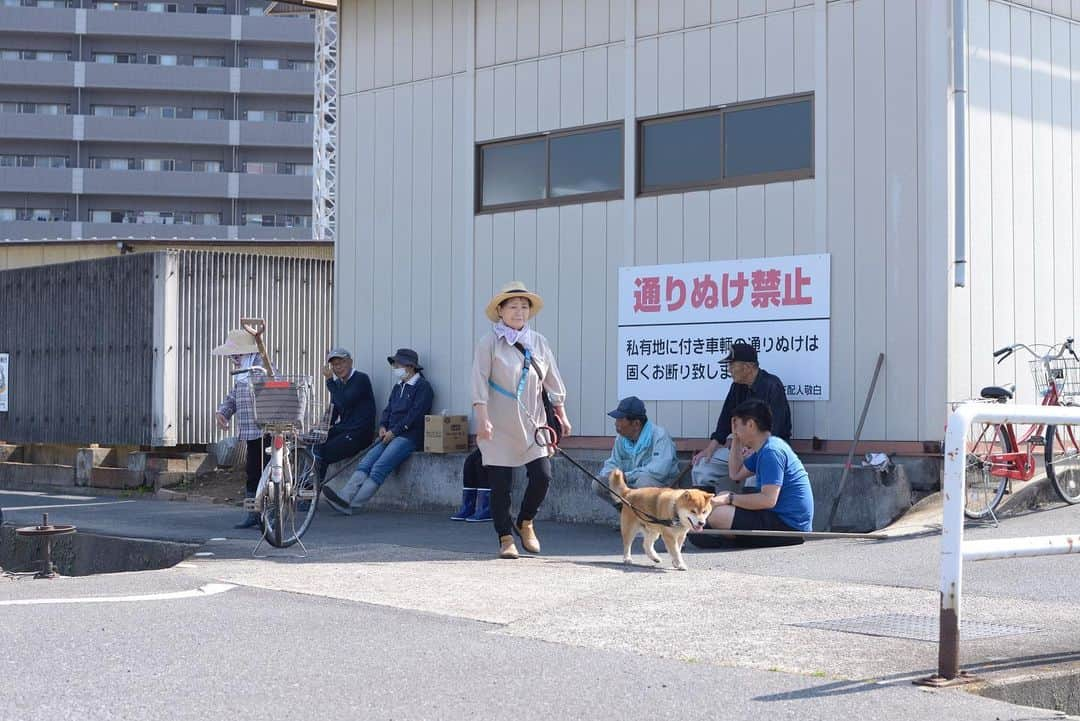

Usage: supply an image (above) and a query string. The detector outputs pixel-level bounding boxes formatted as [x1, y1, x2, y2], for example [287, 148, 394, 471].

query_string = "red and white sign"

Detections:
[618, 255, 831, 402]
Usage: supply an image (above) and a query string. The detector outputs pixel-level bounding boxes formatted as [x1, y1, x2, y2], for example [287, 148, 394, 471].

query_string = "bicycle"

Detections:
[958, 337, 1080, 520]
[233, 319, 326, 551]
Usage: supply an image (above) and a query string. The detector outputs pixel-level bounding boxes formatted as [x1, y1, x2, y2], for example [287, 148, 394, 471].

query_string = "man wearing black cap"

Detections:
[691, 342, 791, 492]
[313, 347, 376, 485]
[594, 396, 680, 509]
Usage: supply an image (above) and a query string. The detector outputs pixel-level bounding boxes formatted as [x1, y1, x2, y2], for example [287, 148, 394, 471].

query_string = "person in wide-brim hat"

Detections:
[211, 327, 266, 531]
[210, 328, 260, 356]
[484, 281, 544, 323]
[471, 280, 571, 560]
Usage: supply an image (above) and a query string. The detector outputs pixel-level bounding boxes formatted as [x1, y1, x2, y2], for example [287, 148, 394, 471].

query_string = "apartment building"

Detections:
[0, 0, 318, 240]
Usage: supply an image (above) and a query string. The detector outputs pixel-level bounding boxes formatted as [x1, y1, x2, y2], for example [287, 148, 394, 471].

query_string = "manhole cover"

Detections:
[791, 613, 1042, 642]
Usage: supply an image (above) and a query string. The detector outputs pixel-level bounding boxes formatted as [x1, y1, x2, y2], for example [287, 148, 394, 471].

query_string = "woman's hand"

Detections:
[474, 404, 494, 441]
[215, 412, 229, 430]
[555, 406, 572, 437]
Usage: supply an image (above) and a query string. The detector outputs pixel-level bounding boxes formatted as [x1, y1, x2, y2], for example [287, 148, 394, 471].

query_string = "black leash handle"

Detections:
[533, 427, 679, 527]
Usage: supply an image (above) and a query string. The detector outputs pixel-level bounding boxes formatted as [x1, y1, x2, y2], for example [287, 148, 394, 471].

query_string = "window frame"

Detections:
[636, 92, 815, 197]
[475, 120, 624, 215]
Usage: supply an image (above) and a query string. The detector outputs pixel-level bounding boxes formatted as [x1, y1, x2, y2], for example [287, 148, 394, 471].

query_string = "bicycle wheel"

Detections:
[1044, 424, 1080, 504]
[964, 422, 1012, 520]
[265, 445, 318, 549]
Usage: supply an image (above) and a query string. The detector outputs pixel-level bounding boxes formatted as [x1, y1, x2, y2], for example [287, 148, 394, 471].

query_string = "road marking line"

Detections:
[0, 501, 136, 512]
[0, 583, 236, 606]
[0, 491, 97, 501]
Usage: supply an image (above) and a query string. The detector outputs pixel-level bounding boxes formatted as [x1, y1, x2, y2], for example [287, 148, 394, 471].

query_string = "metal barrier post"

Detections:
[921, 402, 1080, 686]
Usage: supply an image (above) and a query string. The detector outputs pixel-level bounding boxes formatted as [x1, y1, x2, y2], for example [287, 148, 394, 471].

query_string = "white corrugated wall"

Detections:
[335, 0, 951, 443]
[950, 0, 1080, 411]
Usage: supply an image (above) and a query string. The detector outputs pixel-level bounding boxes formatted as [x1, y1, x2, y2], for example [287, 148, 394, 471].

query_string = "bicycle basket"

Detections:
[250, 375, 311, 429]
[1030, 359, 1080, 401]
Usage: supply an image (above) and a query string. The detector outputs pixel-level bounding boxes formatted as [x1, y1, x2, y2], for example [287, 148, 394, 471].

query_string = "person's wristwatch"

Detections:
[728, 492, 736, 506]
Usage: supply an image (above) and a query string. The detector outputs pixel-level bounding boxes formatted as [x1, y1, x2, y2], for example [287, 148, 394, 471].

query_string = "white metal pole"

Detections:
[938, 401, 971, 679]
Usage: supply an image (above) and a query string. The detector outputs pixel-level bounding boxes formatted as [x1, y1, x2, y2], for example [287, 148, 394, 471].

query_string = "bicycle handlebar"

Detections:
[992, 338, 1077, 365]
[230, 366, 267, 376]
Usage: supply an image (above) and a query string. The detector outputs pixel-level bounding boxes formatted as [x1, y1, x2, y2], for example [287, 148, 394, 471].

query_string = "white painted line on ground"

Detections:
[0, 583, 236, 606]
[0, 501, 136, 512]
[0, 490, 45, 497]
[194, 552, 214, 557]
[1, 491, 101, 500]
[209, 537, 227, 542]
[176, 563, 198, 569]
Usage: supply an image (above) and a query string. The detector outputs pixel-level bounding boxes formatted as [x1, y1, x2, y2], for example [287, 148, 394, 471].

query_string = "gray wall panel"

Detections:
[0, 253, 158, 445]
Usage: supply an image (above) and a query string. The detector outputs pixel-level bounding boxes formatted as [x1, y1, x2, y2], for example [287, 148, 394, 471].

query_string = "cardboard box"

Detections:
[424, 414, 469, 453]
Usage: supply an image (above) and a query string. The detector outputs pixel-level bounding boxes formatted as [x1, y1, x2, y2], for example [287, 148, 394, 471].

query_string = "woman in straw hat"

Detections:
[211, 328, 268, 529]
[471, 281, 572, 559]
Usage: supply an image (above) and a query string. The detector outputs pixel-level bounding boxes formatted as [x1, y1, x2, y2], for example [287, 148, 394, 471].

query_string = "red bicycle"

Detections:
[959, 337, 1080, 520]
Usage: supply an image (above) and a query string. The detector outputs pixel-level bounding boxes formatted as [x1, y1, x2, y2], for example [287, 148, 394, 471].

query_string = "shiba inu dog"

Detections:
[609, 469, 714, 571]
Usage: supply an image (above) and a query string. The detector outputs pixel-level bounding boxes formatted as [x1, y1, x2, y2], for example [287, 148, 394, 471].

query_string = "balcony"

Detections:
[82, 115, 229, 145]
[84, 7, 230, 39]
[83, 63, 231, 93]
[0, 167, 73, 194]
[236, 224, 312, 240]
[240, 14, 315, 45]
[0, 5, 77, 34]
[0, 220, 73, 241]
[0, 113, 74, 141]
[236, 172, 311, 200]
[238, 67, 314, 96]
[79, 222, 232, 240]
[0, 59, 75, 87]
[237, 119, 311, 148]
[81, 168, 229, 198]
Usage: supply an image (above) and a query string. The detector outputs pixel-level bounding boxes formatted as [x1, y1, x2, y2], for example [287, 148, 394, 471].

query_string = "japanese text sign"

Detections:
[618, 255, 831, 402]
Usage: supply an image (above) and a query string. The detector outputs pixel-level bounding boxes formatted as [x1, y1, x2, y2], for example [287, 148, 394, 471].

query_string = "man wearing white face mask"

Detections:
[323, 348, 434, 514]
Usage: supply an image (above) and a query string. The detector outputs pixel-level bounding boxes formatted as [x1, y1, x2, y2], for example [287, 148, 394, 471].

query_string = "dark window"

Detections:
[480, 139, 547, 208]
[640, 114, 722, 191]
[549, 127, 622, 198]
[639, 94, 813, 195]
[724, 99, 812, 179]
[477, 123, 623, 212]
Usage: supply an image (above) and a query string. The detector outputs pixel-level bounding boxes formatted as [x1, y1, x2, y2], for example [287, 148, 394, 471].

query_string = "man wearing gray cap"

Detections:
[593, 396, 680, 509]
[314, 347, 376, 485]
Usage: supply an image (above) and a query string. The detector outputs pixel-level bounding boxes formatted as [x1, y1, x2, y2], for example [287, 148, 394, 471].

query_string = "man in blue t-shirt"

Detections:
[690, 398, 814, 548]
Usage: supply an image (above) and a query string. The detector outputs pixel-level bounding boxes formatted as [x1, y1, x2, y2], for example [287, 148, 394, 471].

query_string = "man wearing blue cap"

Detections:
[594, 396, 681, 509]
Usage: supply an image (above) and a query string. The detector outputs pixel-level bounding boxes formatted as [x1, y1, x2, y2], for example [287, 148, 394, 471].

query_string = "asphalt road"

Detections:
[2, 489, 1079, 721]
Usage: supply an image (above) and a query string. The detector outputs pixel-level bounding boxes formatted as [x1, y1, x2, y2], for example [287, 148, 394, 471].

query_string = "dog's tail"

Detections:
[608, 468, 629, 499]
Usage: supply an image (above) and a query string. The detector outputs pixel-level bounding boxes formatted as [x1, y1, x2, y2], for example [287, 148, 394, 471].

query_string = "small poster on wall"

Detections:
[0, 353, 7, 412]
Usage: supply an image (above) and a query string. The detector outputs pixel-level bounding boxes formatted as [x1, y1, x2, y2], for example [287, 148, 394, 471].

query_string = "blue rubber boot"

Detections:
[450, 488, 477, 521]
[465, 488, 492, 522]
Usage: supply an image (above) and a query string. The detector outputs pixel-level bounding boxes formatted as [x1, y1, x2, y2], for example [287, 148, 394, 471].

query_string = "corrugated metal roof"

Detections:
[269, 0, 336, 11]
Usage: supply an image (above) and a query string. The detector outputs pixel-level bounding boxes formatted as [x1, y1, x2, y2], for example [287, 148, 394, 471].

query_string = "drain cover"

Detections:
[792, 613, 1041, 642]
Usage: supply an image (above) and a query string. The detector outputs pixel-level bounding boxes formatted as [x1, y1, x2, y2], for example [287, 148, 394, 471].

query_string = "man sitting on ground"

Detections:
[691, 342, 792, 493]
[690, 399, 813, 548]
[593, 396, 680, 510]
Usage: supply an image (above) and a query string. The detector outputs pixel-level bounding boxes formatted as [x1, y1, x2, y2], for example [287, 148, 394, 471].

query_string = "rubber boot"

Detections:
[234, 492, 260, 529]
[465, 489, 492, 522]
[450, 488, 477, 521]
[348, 477, 381, 509]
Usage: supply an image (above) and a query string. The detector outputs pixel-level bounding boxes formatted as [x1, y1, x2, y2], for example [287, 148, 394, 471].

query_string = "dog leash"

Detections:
[533, 426, 680, 528]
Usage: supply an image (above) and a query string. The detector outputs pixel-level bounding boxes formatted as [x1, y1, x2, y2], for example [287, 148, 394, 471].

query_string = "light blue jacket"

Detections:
[598, 422, 680, 487]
